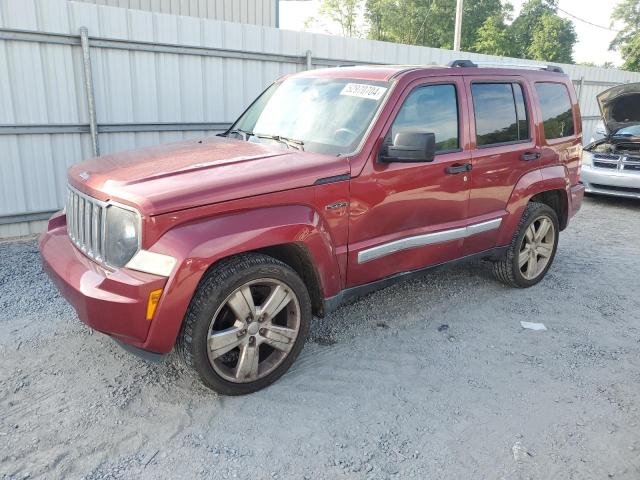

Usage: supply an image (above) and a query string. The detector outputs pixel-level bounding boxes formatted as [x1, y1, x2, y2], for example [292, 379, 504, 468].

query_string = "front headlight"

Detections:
[104, 205, 140, 267]
[581, 150, 592, 166]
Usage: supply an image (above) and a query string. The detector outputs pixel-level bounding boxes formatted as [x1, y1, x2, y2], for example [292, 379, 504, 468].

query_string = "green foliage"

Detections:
[474, 14, 510, 56]
[610, 0, 640, 72]
[474, 0, 576, 63]
[365, 0, 504, 49]
[316, 0, 363, 37]
[507, 0, 556, 57]
[316, 0, 578, 64]
[527, 13, 576, 63]
[461, 0, 511, 51]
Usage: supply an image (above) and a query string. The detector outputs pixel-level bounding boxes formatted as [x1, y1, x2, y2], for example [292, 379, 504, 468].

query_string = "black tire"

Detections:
[177, 253, 311, 395]
[492, 201, 559, 288]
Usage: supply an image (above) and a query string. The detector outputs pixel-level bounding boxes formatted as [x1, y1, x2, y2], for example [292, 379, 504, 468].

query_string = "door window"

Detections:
[535, 82, 575, 139]
[471, 83, 530, 147]
[389, 84, 459, 153]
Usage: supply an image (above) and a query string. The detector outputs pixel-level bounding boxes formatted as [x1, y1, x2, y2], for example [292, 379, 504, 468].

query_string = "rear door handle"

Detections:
[445, 163, 472, 174]
[520, 152, 541, 161]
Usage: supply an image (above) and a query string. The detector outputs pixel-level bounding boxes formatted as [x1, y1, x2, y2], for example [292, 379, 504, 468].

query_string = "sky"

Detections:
[279, 0, 623, 67]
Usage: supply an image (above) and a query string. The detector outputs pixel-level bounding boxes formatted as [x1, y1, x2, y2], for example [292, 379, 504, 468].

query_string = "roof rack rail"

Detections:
[447, 59, 564, 74]
[448, 59, 477, 68]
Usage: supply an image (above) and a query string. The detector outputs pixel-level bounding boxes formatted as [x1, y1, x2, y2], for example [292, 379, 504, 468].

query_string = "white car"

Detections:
[581, 83, 640, 199]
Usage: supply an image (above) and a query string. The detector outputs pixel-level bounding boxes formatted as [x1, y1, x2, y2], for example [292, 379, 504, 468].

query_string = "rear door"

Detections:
[462, 76, 541, 255]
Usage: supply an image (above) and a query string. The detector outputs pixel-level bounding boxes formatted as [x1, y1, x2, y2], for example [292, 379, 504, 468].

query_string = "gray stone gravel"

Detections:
[1, 194, 640, 479]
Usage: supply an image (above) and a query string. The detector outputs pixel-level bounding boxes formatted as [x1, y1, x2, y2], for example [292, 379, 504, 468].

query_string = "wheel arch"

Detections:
[529, 189, 569, 230]
[140, 205, 342, 353]
[254, 243, 325, 317]
[499, 167, 570, 245]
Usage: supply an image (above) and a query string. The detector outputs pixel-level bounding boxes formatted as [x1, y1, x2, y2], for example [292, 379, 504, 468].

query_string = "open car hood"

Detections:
[597, 82, 640, 134]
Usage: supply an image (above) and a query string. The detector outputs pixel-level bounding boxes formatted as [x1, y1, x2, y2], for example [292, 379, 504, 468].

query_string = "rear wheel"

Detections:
[492, 202, 559, 288]
[177, 254, 311, 395]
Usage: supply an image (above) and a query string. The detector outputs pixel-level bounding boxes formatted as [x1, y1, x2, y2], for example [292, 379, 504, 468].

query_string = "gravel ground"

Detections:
[1, 195, 639, 480]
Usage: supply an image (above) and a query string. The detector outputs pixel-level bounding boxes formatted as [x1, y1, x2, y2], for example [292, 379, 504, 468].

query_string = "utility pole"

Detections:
[453, 0, 463, 51]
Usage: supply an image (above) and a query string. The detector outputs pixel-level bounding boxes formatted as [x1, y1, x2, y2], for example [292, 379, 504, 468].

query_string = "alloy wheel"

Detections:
[518, 215, 556, 281]
[206, 279, 301, 383]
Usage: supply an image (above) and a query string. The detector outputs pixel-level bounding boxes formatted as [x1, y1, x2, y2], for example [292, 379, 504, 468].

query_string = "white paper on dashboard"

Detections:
[339, 83, 387, 100]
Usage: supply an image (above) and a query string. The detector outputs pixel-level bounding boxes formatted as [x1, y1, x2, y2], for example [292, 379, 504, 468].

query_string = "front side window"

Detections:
[471, 83, 530, 147]
[535, 82, 575, 140]
[388, 84, 459, 152]
[229, 77, 390, 156]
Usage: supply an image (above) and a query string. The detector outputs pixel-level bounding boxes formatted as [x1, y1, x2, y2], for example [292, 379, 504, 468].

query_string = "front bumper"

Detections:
[39, 213, 168, 351]
[581, 165, 640, 199]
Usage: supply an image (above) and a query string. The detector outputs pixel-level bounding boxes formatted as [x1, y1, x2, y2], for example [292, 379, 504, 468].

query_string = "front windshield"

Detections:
[226, 77, 390, 156]
[614, 124, 640, 136]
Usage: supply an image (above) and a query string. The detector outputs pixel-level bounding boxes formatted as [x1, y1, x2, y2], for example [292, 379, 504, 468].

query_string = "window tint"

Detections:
[535, 82, 575, 139]
[390, 84, 459, 152]
[471, 83, 529, 146]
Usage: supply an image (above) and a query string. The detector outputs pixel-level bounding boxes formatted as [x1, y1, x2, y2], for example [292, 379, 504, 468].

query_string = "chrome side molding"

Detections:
[357, 218, 502, 264]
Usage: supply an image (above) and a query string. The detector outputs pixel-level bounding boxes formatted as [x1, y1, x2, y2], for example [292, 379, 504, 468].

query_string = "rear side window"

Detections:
[390, 84, 459, 152]
[535, 82, 575, 139]
[471, 83, 530, 147]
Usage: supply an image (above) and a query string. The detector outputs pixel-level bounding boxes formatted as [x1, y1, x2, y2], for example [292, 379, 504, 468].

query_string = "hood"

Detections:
[68, 136, 349, 215]
[597, 82, 640, 134]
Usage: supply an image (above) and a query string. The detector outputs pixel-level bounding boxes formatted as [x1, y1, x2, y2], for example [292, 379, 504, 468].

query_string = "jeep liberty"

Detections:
[40, 60, 585, 395]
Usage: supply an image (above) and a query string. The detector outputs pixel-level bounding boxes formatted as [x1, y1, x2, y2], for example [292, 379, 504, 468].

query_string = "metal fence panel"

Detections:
[72, 0, 277, 26]
[1, 0, 640, 235]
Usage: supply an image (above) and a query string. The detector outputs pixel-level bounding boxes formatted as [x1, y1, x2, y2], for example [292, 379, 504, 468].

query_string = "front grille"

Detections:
[624, 163, 640, 172]
[593, 153, 621, 160]
[66, 186, 106, 262]
[593, 161, 618, 169]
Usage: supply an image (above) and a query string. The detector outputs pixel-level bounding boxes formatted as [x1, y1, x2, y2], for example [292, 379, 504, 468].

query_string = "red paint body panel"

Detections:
[39, 213, 167, 345]
[347, 76, 472, 287]
[40, 65, 584, 355]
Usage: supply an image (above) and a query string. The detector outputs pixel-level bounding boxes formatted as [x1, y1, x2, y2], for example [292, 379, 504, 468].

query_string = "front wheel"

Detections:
[492, 202, 559, 288]
[177, 254, 311, 395]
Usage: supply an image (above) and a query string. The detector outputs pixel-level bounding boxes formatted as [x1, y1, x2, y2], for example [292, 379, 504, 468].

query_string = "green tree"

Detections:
[507, 0, 557, 57]
[315, 0, 363, 37]
[474, 14, 510, 55]
[364, 0, 507, 50]
[610, 0, 640, 72]
[461, 0, 511, 52]
[527, 13, 576, 63]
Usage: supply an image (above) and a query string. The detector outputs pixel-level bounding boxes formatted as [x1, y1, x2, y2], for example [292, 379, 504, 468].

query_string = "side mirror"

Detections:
[379, 131, 436, 163]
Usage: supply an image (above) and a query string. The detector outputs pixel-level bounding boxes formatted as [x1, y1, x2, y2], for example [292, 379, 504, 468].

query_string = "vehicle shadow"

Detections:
[584, 193, 639, 210]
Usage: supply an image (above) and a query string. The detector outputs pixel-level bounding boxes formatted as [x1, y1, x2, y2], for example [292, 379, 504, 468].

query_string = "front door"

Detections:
[347, 77, 473, 288]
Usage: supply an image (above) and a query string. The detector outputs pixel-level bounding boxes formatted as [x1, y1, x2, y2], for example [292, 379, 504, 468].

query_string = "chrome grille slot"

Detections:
[66, 185, 106, 262]
[623, 158, 640, 172]
[593, 153, 620, 161]
[593, 161, 618, 169]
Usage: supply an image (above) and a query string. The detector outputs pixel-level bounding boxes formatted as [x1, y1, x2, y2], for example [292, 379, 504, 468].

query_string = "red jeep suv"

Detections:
[40, 60, 584, 395]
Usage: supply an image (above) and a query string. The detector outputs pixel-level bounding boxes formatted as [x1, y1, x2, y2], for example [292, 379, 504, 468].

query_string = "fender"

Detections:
[497, 165, 570, 245]
[140, 204, 342, 353]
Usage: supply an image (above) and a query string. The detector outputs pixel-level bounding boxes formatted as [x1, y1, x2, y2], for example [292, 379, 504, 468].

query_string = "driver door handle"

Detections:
[445, 163, 472, 174]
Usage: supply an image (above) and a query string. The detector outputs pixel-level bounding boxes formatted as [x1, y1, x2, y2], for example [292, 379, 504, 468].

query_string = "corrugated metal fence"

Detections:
[73, 0, 278, 27]
[1, 0, 640, 237]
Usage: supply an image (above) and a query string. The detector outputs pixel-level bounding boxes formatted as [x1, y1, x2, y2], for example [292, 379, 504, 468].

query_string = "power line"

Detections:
[553, 4, 621, 32]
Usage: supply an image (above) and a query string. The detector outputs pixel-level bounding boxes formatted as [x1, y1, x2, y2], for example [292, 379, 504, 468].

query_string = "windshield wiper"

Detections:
[252, 133, 305, 151]
[222, 129, 305, 151]
[223, 128, 253, 140]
